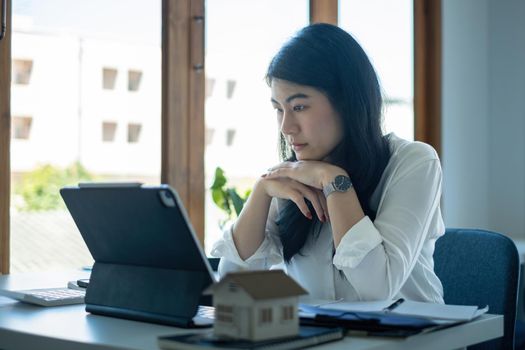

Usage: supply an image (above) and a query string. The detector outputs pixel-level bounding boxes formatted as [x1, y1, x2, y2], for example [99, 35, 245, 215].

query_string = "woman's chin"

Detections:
[296, 153, 322, 161]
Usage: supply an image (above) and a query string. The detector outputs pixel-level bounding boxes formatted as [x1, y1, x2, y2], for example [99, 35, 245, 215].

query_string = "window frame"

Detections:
[0, 0, 441, 273]
[161, 0, 205, 245]
[414, 0, 442, 154]
[0, 0, 11, 274]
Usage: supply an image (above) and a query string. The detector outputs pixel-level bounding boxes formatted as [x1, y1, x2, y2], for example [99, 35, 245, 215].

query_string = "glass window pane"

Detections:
[339, 0, 414, 141]
[204, 0, 309, 254]
[10, 0, 161, 272]
[12, 59, 33, 85]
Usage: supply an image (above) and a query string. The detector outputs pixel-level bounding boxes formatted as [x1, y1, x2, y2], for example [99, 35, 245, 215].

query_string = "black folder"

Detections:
[299, 304, 441, 337]
[60, 183, 215, 328]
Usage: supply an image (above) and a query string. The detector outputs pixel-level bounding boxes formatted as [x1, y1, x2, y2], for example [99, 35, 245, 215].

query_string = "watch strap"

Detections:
[322, 183, 337, 197]
[323, 175, 352, 198]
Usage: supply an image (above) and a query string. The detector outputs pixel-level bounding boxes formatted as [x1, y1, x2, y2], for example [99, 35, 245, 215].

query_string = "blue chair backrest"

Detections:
[434, 228, 520, 349]
[208, 257, 220, 271]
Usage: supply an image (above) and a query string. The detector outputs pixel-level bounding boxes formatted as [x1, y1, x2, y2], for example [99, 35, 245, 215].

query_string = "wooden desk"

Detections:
[0, 271, 503, 350]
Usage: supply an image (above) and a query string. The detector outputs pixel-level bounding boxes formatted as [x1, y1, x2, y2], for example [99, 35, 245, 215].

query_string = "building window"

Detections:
[281, 305, 294, 321]
[102, 121, 117, 142]
[102, 68, 118, 90]
[13, 59, 33, 85]
[226, 79, 236, 99]
[216, 304, 233, 323]
[226, 129, 236, 147]
[12, 116, 33, 140]
[259, 307, 273, 324]
[205, 127, 215, 146]
[128, 70, 143, 91]
[127, 123, 142, 143]
[228, 282, 238, 293]
[205, 78, 216, 99]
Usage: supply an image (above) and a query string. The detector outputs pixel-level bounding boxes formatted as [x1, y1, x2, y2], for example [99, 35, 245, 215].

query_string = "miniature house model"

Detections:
[205, 270, 307, 341]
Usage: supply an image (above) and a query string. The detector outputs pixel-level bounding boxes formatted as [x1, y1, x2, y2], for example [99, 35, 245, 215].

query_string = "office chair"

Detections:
[208, 257, 220, 271]
[434, 228, 520, 350]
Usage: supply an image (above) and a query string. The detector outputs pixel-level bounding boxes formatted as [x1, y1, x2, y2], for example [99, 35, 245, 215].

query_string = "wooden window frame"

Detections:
[414, 0, 442, 155]
[310, 0, 338, 24]
[161, 0, 205, 245]
[0, 0, 440, 271]
[0, 0, 11, 274]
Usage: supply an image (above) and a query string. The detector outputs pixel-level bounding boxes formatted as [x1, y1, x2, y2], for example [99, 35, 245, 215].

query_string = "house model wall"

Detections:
[205, 270, 307, 341]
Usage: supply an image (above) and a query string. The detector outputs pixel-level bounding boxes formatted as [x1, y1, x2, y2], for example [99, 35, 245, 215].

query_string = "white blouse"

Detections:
[211, 134, 445, 303]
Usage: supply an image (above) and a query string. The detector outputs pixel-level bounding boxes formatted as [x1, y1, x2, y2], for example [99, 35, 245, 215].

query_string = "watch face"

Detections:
[334, 175, 352, 192]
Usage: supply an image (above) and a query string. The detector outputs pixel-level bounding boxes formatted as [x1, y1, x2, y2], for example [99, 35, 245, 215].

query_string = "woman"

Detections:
[211, 23, 444, 303]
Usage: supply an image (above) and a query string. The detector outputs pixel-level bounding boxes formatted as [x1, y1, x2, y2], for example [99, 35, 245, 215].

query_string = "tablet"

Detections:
[60, 183, 215, 327]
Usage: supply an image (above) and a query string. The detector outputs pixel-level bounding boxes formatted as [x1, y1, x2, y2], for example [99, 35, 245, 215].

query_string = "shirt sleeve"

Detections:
[332, 148, 442, 300]
[210, 198, 284, 277]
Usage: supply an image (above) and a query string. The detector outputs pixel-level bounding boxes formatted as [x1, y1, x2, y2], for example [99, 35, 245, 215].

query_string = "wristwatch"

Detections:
[323, 175, 353, 198]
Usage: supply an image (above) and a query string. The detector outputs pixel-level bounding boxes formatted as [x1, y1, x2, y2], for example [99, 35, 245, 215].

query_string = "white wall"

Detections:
[487, 0, 525, 239]
[442, 0, 525, 238]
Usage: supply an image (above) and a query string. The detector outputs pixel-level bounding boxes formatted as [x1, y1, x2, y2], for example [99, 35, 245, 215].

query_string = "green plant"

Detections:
[16, 162, 94, 211]
[210, 167, 251, 227]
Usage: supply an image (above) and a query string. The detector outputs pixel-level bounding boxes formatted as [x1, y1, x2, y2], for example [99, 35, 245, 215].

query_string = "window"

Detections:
[259, 307, 273, 324]
[339, 0, 414, 141]
[127, 123, 142, 143]
[12, 116, 33, 140]
[0, 0, 437, 275]
[226, 79, 236, 99]
[128, 70, 143, 91]
[216, 304, 234, 323]
[225, 129, 236, 147]
[12, 59, 33, 85]
[205, 127, 215, 146]
[204, 0, 309, 254]
[8, 0, 162, 273]
[102, 68, 118, 90]
[281, 305, 294, 321]
[228, 282, 238, 293]
[102, 122, 118, 142]
[205, 78, 216, 99]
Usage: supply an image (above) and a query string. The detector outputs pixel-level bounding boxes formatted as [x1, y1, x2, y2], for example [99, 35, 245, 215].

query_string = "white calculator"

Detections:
[0, 287, 85, 307]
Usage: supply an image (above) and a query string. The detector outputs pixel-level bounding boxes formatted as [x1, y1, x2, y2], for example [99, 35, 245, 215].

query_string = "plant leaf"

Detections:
[228, 188, 245, 216]
[210, 167, 227, 189]
[211, 188, 225, 209]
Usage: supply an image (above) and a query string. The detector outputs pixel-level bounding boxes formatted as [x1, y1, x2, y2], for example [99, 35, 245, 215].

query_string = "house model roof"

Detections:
[205, 270, 307, 300]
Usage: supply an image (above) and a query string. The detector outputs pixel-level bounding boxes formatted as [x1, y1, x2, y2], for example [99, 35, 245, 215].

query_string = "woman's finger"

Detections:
[263, 177, 323, 221]
[265, 167, 292, 179]
[316, 190, 329, 222]
[292, 182, 326, 222]
[288, 190, 312, 219]
[267, 162, 293, 172]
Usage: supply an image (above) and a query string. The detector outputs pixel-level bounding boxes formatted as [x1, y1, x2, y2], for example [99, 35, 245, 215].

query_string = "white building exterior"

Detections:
[11, 27, 161, 180]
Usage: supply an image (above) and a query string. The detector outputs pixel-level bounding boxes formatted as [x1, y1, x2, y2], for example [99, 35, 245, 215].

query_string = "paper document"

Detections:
[304, 299, 488, 322]
[389, 300, 488, 321]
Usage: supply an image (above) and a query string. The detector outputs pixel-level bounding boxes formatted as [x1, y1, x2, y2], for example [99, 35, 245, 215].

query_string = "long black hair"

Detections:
[266, 23, 391, 263]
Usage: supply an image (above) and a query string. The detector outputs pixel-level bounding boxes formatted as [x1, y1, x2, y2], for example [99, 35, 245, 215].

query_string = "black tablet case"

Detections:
[60, 184, 214, 327]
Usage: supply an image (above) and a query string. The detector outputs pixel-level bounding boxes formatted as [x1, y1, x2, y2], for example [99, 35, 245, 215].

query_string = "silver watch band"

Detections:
[322, 183, 337, 197]
[322, 175, 353, 198]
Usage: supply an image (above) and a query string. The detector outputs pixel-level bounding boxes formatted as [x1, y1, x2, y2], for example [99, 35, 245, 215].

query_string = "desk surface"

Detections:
[0, 271, 503, 350]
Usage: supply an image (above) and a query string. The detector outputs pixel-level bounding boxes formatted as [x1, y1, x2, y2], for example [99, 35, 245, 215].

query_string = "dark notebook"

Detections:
[157, 326, 344, 350]
[299, 304, 440, 337]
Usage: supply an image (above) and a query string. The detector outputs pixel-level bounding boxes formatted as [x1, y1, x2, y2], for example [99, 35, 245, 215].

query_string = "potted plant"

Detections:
[210, 167, 251, 229]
